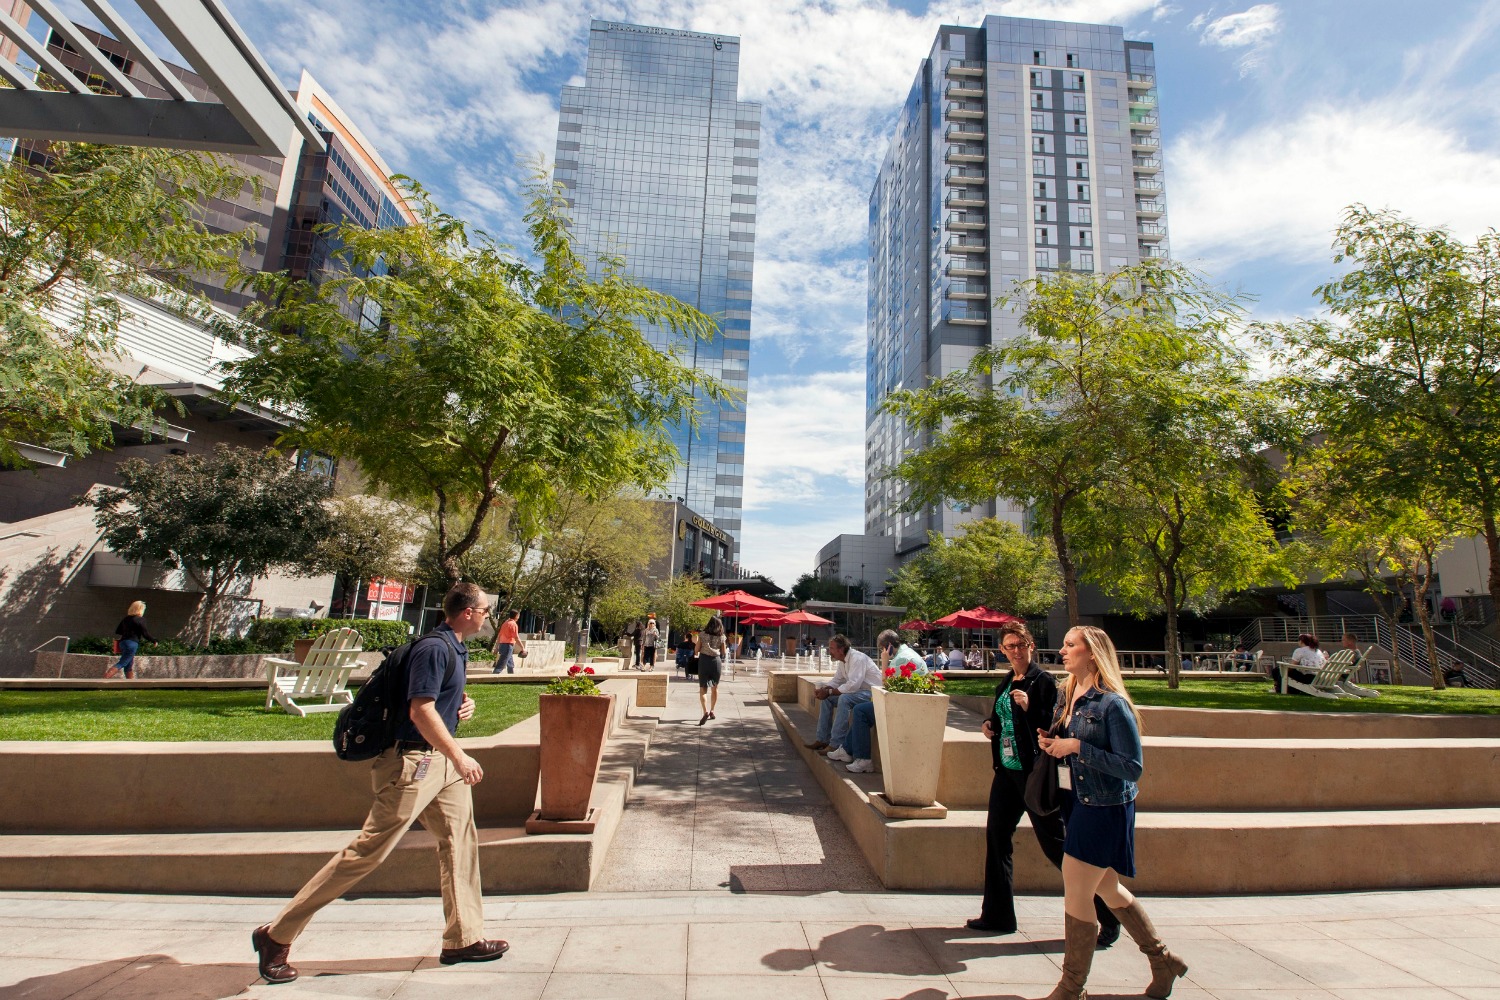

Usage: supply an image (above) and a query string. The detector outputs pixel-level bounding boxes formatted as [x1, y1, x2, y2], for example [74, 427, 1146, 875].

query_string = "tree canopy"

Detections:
[885, 518, 1061, 622]
[83, 445, 331, 643]
[226, 179, 731, 584]
[0, 142, 251, 468]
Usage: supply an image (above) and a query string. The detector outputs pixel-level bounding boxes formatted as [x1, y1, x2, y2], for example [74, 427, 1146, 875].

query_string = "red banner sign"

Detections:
[366, 578, 414, 604]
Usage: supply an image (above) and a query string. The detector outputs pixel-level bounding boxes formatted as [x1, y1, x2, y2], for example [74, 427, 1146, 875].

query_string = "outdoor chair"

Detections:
[1337, 646, 1382, 698]
[1278, 648, 1357, 699]
[264, 627, 364, 716]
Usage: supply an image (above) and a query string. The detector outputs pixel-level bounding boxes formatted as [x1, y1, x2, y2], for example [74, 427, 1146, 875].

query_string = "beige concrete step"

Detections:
[771, 699, 1500, 894]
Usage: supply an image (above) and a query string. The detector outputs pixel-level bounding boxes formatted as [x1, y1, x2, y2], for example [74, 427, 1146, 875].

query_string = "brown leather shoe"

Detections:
[804, 740, 828, 750]
[252, 924, 298, 984]
[439, 938, 510, 965]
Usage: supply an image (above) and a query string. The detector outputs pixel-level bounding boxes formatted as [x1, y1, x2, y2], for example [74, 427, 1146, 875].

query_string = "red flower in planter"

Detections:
[568, 664, 584, 676]
[584, 667, 595, 675]
[884, 667, 897, 678]
[900, 663, 914, 678]
[933, 672, 945, 681]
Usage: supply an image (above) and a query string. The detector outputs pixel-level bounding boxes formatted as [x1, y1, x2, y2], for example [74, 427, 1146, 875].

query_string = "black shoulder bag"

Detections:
[1024, 716, 1065, 817]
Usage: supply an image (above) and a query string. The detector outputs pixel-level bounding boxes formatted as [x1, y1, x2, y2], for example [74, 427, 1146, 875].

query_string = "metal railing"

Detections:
[1238, 615, 1497, 688]
[29, 635, 70, 654]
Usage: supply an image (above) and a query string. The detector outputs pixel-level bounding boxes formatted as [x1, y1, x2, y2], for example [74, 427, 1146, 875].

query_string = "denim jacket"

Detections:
[1055, 687, 1143, 807]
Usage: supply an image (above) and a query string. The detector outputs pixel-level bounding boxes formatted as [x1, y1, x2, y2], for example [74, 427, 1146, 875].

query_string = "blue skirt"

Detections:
[1060, 790, 1136, 878]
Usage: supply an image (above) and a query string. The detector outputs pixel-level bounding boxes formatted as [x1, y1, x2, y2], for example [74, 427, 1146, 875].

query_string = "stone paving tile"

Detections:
[687, 920, 817, 976]
[686, 973, 830, 999]
[1246, 939, 1431, 990]
[540, 971, 687, 999]
[1344, 937, 1500, 987]
[819, 975, 956, 999]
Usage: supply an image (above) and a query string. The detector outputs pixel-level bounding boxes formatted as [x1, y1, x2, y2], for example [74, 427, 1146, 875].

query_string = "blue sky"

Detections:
[55, 0, 1500, 591]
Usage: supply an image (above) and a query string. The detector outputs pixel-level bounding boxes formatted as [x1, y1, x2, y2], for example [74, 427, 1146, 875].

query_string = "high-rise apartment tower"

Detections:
[553, 20, 759, 561]
[864, 15, 1165, 559]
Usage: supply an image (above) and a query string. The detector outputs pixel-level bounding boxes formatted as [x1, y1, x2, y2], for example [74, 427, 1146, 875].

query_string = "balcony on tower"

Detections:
[946, 80, 984, 100]
[947, 303, 989, 325]
[1134, 176, 1163, 195]
[1131, 133, 1160, 152]
[947, 260, 987, 277]
[946, 280, 989, 300]
[1128, 114, 1159, 130]
[1127, 73, 1155, 89]
[945, 212, 986, 231]
[946, 100, 985, 120]
[1129, 92, 1157, 109]
[1132, 156, 1161, 174]
[1139, 244, 1168, 259]
[946, 235, 988, 254]
[946, 166, 986, 185]
[945, 190, 986, 209]
[1135, 199, 1165, 218]
[1137, 222, 1167, 242]
[945, 123, 985, 143]
[946, 58, 985, 76]
[945, 145, 985, 165]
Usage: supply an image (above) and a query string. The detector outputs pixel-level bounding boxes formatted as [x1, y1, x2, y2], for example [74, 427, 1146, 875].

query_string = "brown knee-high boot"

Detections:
[1043, 914, 1098, 1000]
[1109, 900, 1188, 999]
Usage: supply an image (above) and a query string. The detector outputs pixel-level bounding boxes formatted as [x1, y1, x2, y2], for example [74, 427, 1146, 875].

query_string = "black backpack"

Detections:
[333, 632, 458, 761]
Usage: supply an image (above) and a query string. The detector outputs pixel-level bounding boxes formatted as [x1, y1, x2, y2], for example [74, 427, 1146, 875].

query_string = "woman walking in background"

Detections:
[695, 616, 727, 726]
[641, 616, 660, 671]
[968, 622, 1121, 948]
[105, 600, 155, 679]
[1035, 625, 1187, 1000]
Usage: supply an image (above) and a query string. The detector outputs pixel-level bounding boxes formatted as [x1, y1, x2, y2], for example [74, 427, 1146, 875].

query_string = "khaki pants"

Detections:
[269, 748, 485, 949]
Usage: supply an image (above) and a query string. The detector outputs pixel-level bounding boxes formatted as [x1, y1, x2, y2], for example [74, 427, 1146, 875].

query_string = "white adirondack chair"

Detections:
[265, 627, 364, 716]
[1337, 646, 1382, 698]
[1279, 647, 1357, 699]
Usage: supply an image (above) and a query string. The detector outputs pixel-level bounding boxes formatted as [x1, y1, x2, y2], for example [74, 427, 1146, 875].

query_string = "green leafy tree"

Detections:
[83, 445, 332, 644]
[886, 518, 1061, 621]
[312, 495, 421, 616]
[592, 579, 650, 641]
[789, 572, 864, 604]
[649, 574, 713, 637]
[0, 142, 252, 468]
[1265, 205, 1500, 614]
[884, 262, 1251, 625]
[226, 179, 730, 584]
[1286, 444, 1463, 687]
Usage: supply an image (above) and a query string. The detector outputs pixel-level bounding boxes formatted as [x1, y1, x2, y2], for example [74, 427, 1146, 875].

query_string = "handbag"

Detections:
[112, 639, 121, 655]
[1024, 719, 1064, 817]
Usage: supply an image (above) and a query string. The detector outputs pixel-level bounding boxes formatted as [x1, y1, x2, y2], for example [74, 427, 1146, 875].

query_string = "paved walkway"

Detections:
[4, 673, 1500, 999]
[594, 670, 881, 893]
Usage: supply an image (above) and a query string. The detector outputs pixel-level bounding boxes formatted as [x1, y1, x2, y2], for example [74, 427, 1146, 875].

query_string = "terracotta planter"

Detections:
[292, 638, 316, 664]
[536, 693, 614, 822]
[871, 687, 951, 807]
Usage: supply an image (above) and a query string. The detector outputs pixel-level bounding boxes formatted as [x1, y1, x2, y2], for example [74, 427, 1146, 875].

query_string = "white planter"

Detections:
[871, 687, 951, 808]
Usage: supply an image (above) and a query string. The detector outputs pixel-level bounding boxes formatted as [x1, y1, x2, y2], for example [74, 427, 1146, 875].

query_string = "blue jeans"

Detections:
[830, 689, 871, 749]
[112, 639, 138, 677]
[815, 692, 842, 744]
[492, 643, 514, 674]
[845, 700, 877, 760]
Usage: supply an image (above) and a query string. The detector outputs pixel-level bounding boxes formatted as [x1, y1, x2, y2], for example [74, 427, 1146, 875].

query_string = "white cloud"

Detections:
[1168, 100, 1500, 273]
[1193, 4, 1279, 74]
[742, 368, 865, 509]
[739, 509, 863, 593]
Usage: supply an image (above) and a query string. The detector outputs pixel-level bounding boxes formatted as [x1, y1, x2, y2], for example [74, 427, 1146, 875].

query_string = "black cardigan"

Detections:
[986, 664, 1058, 773]
[114, 615, 156, 644]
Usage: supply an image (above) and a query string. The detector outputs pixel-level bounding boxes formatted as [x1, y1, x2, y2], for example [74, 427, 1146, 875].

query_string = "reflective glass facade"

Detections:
[865, 16, 1165, 560]
[554, 20, 759, 553]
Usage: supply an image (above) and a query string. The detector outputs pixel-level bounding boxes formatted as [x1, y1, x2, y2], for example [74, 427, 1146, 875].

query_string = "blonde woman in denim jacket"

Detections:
[1035, 625, 1188, 1000]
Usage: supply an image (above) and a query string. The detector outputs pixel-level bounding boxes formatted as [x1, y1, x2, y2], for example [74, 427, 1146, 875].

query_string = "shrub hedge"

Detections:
[245, 617, 413, 651]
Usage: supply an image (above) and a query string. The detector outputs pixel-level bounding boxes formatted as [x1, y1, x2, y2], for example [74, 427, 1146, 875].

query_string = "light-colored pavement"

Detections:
[4, 672, 1499, 1000]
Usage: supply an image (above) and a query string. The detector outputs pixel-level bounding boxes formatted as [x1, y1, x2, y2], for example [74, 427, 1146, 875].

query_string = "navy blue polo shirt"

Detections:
[394, 624, 467, 743]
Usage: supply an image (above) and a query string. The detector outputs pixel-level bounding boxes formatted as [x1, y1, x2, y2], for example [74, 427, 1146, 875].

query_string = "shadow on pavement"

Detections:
[0, 953, 427, 1000]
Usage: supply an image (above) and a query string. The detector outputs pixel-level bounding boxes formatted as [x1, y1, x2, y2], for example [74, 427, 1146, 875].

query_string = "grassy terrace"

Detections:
[0, 684, 544, 741]
[941, 678, 1500, 715]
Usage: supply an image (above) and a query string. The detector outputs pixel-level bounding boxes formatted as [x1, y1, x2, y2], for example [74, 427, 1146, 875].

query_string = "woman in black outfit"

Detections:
[967, 621, 1121, 949]
[107, 600, 156, 679]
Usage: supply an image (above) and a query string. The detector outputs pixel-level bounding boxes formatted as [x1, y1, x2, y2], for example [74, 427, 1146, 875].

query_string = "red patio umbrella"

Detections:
[899, 619, 936, 631]
[692, 591, 787, 656]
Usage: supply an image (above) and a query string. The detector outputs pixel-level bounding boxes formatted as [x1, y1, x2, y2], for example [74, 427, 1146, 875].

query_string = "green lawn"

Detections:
[941, 678, 1500, 715]
[0, 684, 544, 741]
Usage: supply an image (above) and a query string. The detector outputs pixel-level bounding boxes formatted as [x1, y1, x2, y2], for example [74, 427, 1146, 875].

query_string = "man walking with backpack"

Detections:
[252, 583, 509, 984]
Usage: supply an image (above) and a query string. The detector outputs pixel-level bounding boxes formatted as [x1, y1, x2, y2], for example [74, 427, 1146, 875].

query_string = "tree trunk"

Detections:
[1163, 598, 1181, 690]
[1381, 612, 1404, 686]
[1414, 576, 1444, 690]
[1051, 501, 1080, 626]
[1485, 512, 1500, 622]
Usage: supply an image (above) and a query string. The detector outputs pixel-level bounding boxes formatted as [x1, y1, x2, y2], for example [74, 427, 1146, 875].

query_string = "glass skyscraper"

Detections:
[864, 15, 1165, 560]
[553, 20, 759, 556]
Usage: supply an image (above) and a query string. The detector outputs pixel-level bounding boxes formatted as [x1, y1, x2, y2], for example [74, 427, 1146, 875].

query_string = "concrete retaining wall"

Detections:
[34, 650, 386, 680]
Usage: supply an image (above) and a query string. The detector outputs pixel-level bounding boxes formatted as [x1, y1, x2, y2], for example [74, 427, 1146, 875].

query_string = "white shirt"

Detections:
[946, 649, 967, 669]
[1290, 646, 1326, 670]
[834, 648, 883, 694]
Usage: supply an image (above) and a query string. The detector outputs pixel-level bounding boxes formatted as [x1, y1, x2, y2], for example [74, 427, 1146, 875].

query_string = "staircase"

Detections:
[1238, 614, 1498, 688]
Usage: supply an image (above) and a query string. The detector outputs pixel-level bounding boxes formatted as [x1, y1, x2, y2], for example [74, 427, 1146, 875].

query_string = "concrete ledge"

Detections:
[0, 679, 657, 894]
[771, 699, 1500, 893]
